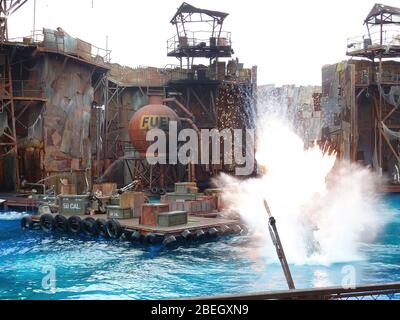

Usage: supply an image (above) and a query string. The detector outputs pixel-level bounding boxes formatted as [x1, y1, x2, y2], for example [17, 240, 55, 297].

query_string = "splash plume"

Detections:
[215, 114, 386, 266]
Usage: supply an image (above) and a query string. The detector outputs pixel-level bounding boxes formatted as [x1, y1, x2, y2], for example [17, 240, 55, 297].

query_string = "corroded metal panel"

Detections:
[41, 56, 94, 172]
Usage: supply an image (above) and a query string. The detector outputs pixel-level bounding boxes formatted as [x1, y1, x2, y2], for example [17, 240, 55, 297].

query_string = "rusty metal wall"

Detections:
[41, 55, 94, 173]
[43, 28, 93, 62]
[321, 62, 355, 160]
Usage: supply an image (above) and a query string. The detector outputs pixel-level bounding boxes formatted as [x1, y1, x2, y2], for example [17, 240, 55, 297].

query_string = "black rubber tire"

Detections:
[181, 229, 193, 242]
[151, 187, 159, 194]
[207, 227, 219, 238]
[121, 230, 132, 241]
[163, 235, 178, 248]
[21, 216, 34, 230]
[82, 217, 98, 237]
[143, 233, 157, 245]
[219, 225, 231, 236]
[32, 221, 42, 230]
[95, 219, 109, 238]
[194, 229, 206, 242]
[106, 219, 123, 239]
[40, 214, 56, 233]
[67, 216, 82, 234]
[239, 224, 249, 236]
[231, 225, 242, 235]
[54, 215, 68, 232]
[130, 231, 142, 242]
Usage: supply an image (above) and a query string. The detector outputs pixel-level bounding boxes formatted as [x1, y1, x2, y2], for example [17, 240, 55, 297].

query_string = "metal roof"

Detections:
[365, 3, 400, 24]
[170, 2, 228, 24]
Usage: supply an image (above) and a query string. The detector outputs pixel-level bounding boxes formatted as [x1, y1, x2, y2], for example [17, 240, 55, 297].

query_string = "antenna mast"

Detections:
[0, 0, 28, 42]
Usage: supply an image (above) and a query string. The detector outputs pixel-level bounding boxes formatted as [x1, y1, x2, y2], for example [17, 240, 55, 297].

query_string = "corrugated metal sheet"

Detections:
[43, 28, 93, 62]
[41, 56, 94, 172]
[108, 63, 168, 87]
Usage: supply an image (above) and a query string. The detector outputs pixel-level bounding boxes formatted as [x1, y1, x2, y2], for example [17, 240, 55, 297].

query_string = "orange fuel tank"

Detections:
[128, 103, 180, 155]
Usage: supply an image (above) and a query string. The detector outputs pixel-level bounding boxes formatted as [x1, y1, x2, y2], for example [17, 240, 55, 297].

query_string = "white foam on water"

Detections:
[215, 110, 390, 266]
[0, 211, 29, 221]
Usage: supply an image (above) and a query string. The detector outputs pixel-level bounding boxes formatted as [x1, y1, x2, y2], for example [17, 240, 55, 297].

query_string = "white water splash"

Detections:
[0, 211, 29, 221]
[216, 114, 388, 266]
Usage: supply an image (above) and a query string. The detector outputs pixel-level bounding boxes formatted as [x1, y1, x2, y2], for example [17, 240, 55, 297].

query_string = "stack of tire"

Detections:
[21, 214, 124, 239]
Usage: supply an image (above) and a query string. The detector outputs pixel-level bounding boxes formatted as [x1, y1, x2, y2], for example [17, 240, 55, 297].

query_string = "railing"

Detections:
[7, 29, 111, 65]
[354, 69, 400, 86]
[109, 65, 168, 87]
[161, 64, 253, 84]
[190, 282, 400, 300]
[167, 30, 232, 54]
[347, 29, 400, 53]
[12, 79, 44, 99]
[0, 79, 44, 99]
[162, 65, 188, 81]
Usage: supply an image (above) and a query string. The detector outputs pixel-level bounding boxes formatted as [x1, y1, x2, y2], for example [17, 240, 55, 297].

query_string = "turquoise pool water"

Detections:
[0, 195, 399, 300]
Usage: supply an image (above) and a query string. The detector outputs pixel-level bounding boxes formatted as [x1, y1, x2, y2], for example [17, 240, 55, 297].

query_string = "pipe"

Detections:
[178, 117, 200, 183]
[165, 98, 201, 183]
[164, 97, 195, 120]
[84, 168, 90, 194]
[178, 117, 200, 135]
[264, 199, 295, 290]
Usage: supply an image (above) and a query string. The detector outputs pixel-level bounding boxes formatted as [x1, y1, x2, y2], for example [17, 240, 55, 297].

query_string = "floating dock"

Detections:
[22, 212, 246, 248]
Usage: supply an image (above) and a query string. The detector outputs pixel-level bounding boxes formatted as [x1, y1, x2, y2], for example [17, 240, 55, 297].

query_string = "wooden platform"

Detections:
[123, 216, 238, 235]
[0, 193, 37, 209]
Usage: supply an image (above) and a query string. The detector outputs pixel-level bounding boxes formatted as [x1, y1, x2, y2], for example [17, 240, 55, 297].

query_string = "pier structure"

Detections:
[0, 2, 257, 195]
[321, 3, 400, 191]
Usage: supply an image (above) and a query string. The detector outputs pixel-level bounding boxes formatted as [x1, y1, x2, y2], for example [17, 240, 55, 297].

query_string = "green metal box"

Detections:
[164, 193, 197, 201]
[58, 195, 90, 216]
[157, 211, 188, 227]
[107, 206, 133, 220]
[175, 182, 197, 194]
[110, 196, 121, 206]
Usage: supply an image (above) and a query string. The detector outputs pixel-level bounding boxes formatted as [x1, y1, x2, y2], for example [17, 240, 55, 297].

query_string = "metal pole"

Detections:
[96, 106, 101, 180]
[264, 199, 296, 290]
[103, 75, 109, 165]
[32, 0, 36, 39]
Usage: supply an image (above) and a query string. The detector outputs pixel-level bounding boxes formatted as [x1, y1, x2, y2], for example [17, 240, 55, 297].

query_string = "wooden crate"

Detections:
[110, 196, 120, 205]
[60, 184, 77, 195]
[164, 193, 196, 201]
[107, 206, 133, 220]
[188, 187, 199, 194]
[120, 192, 145, 217]
[204, 189, 223, 210]
[92, 183, 117, 196]
[141, 204, 169, 226]
[157, 211, 188, 227]
[175, 182, 197, 194]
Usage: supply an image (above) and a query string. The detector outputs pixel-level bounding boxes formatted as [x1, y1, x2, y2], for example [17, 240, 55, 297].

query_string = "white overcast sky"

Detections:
[7, 0, 400, 85]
